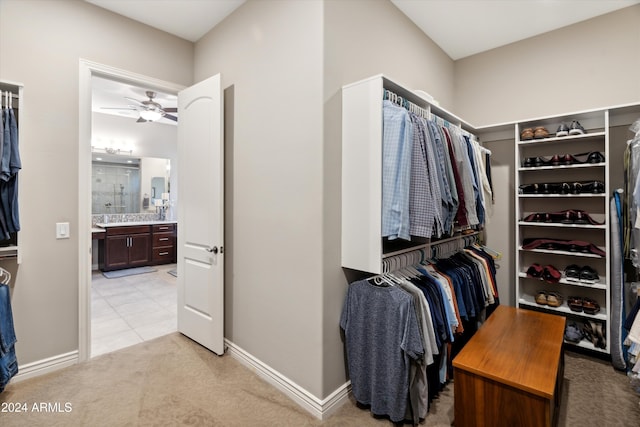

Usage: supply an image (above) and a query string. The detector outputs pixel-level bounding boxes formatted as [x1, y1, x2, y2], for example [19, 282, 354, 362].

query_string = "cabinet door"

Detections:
[104, 235, 130, 270]
[128, 233, 151, 267]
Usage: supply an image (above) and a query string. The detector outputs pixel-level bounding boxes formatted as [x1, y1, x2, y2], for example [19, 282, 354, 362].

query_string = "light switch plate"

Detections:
[56, 222, 70, 239]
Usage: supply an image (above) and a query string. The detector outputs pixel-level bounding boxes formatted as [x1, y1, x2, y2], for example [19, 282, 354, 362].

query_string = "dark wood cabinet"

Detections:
[98, 223, 176, 271]
[151, 223, 176, 265]
[99, 225, 151, 271]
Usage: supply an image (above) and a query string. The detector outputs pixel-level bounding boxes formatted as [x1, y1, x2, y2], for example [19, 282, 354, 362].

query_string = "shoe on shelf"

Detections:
[568, 296, 583, 312]
[569, 120, 586, 135]
[534, 126, 549, 139]
[556, 123, 570, 137]
[526, 263, 544, 278]
[535, 291, 548, 305]
[543, 265, 562, 283]
[546, 291, 564, 307]
[593, 322, 606, 349]
[523, 156, 549, 167]
[520, 128, 534, 140]
[579, 266, 599, 284]
[564, 321, 584, 343]
[582, 297, 600, 315]
[587, 151, 605, 163]
[564, 264, 581, 281]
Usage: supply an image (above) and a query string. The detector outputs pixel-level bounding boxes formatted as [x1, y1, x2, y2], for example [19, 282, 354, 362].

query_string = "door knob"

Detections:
[206, 246, 219, 254]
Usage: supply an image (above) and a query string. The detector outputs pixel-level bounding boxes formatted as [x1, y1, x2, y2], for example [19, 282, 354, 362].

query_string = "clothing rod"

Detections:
[383, 87, 478, 141]
[430, 231, 479, 247]
[382, 243, 429, 260]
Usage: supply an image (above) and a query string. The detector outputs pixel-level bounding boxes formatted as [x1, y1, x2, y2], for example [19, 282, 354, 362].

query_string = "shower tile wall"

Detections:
[92, 163, 141, 214]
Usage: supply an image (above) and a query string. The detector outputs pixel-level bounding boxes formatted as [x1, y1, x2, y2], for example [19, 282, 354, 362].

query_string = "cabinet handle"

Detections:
[158, 226, 169, 230]
[159, 252, 169, 256]
[159, 237, 169, 241]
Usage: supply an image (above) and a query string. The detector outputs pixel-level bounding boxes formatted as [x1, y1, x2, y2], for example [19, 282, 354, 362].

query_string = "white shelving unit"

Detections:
[514, 110, 610, 353]
[341, 75, 477, 274]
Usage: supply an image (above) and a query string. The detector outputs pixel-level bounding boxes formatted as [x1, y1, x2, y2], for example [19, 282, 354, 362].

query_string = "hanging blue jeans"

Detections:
[0, 284, 18, 392]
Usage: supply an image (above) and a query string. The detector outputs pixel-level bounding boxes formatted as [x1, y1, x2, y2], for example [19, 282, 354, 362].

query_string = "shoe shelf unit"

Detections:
[341, 75, 477, 274]
[515, 110, 610, 353]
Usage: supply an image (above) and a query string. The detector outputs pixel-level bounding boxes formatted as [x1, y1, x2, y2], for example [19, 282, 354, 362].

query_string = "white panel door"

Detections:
[177, 74, 224, 355]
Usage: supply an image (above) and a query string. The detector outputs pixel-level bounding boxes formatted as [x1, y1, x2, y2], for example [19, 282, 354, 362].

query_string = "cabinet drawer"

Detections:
[152, 232, 174, 247]
[152, 223, 175, 233]
[152, 247, 175, 262]
[106, 225, 150, 236]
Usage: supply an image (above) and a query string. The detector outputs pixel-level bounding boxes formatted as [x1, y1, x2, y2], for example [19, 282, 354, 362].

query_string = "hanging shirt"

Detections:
[441, 127, 468, 228]
[340, 280, 424, 423]
[409, 114, 436, 238]
[449, 128, 479, 226]
[382, 100, 413, 241]
[426, 121, 454, 235]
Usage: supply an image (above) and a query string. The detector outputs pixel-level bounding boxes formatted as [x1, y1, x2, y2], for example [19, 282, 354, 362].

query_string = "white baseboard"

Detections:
[11, 351, 79, 383]
[224, 339, 351, 420]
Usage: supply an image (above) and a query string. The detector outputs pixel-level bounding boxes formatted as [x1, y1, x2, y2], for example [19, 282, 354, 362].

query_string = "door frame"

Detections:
[78, 59, 185, 362]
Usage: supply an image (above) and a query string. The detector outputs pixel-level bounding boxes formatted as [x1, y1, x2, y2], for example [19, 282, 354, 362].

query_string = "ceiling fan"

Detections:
[102, 90, 178, 123]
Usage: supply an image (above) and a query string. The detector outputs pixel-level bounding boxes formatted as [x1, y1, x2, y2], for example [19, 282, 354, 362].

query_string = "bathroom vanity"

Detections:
[95, 221, 177, 271]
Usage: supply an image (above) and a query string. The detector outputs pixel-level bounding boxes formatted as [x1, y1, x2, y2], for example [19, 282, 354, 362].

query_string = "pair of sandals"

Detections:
[568, 296, 600, 315]
[523, 151, 605, 167]
[564, 264, 599, 284]
[523, 209, 604, 225]
[526, 263, 561, 283]
[535, 290, 563, 307]
[518, 181, 605, 195]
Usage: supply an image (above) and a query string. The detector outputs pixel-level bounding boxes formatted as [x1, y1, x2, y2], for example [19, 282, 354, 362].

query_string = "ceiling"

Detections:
[89, 0, 639, 127]
[92, 75, 177, 125]
[85, 0, 640, 60]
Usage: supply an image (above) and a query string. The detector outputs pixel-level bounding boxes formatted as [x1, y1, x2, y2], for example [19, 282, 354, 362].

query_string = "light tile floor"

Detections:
[91, 264, 177, 357]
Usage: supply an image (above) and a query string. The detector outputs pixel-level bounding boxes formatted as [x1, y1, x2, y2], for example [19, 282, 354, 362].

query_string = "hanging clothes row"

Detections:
[0, 90, 21, 243]
[622, 118, 640, 402]
[340, 243, 499, 425]
[623, 287, 640, 399]
[381, 89, 493, 243]
[0, 266, 17, 393]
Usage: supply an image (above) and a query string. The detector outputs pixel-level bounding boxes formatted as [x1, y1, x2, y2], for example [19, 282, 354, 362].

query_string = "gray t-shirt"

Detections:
[340, 279, 424, 422]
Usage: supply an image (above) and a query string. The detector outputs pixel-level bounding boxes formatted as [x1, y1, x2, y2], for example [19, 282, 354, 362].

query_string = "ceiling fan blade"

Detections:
[124, 97, 146, 107]
[163, 107, 178, 113]
[163, 114, 178, 122]
[101, 106, 137, 111]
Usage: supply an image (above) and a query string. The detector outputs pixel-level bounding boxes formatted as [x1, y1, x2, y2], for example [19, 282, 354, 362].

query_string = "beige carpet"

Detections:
[1, 333, 638, 426]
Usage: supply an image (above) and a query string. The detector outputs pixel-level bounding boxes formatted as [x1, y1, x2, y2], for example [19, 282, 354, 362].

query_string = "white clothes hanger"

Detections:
[0, 267, 11, 285]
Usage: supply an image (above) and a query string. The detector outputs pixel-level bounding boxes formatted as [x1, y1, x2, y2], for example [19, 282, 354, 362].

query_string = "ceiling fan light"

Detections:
[139, 109, 162, 121]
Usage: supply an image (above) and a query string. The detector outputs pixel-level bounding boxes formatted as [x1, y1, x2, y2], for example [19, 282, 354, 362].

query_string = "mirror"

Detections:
[92, 154, 171, 215]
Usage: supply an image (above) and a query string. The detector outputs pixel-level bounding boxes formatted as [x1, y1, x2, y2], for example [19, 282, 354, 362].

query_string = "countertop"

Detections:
[95, 220, 177, 228]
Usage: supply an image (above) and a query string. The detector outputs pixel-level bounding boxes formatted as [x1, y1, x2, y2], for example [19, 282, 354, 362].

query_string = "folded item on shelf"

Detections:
[522, 238, 606, 257]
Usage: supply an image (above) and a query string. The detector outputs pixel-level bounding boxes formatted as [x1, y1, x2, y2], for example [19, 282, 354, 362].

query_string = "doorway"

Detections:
[79, 60, 185, 361]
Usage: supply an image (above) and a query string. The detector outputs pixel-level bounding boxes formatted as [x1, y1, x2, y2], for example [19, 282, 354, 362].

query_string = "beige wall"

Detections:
[194, 0, 325, 397]
[454, 4, 640, 126]
[194, 0, 455, 398]
[0, 0, 193, 365]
